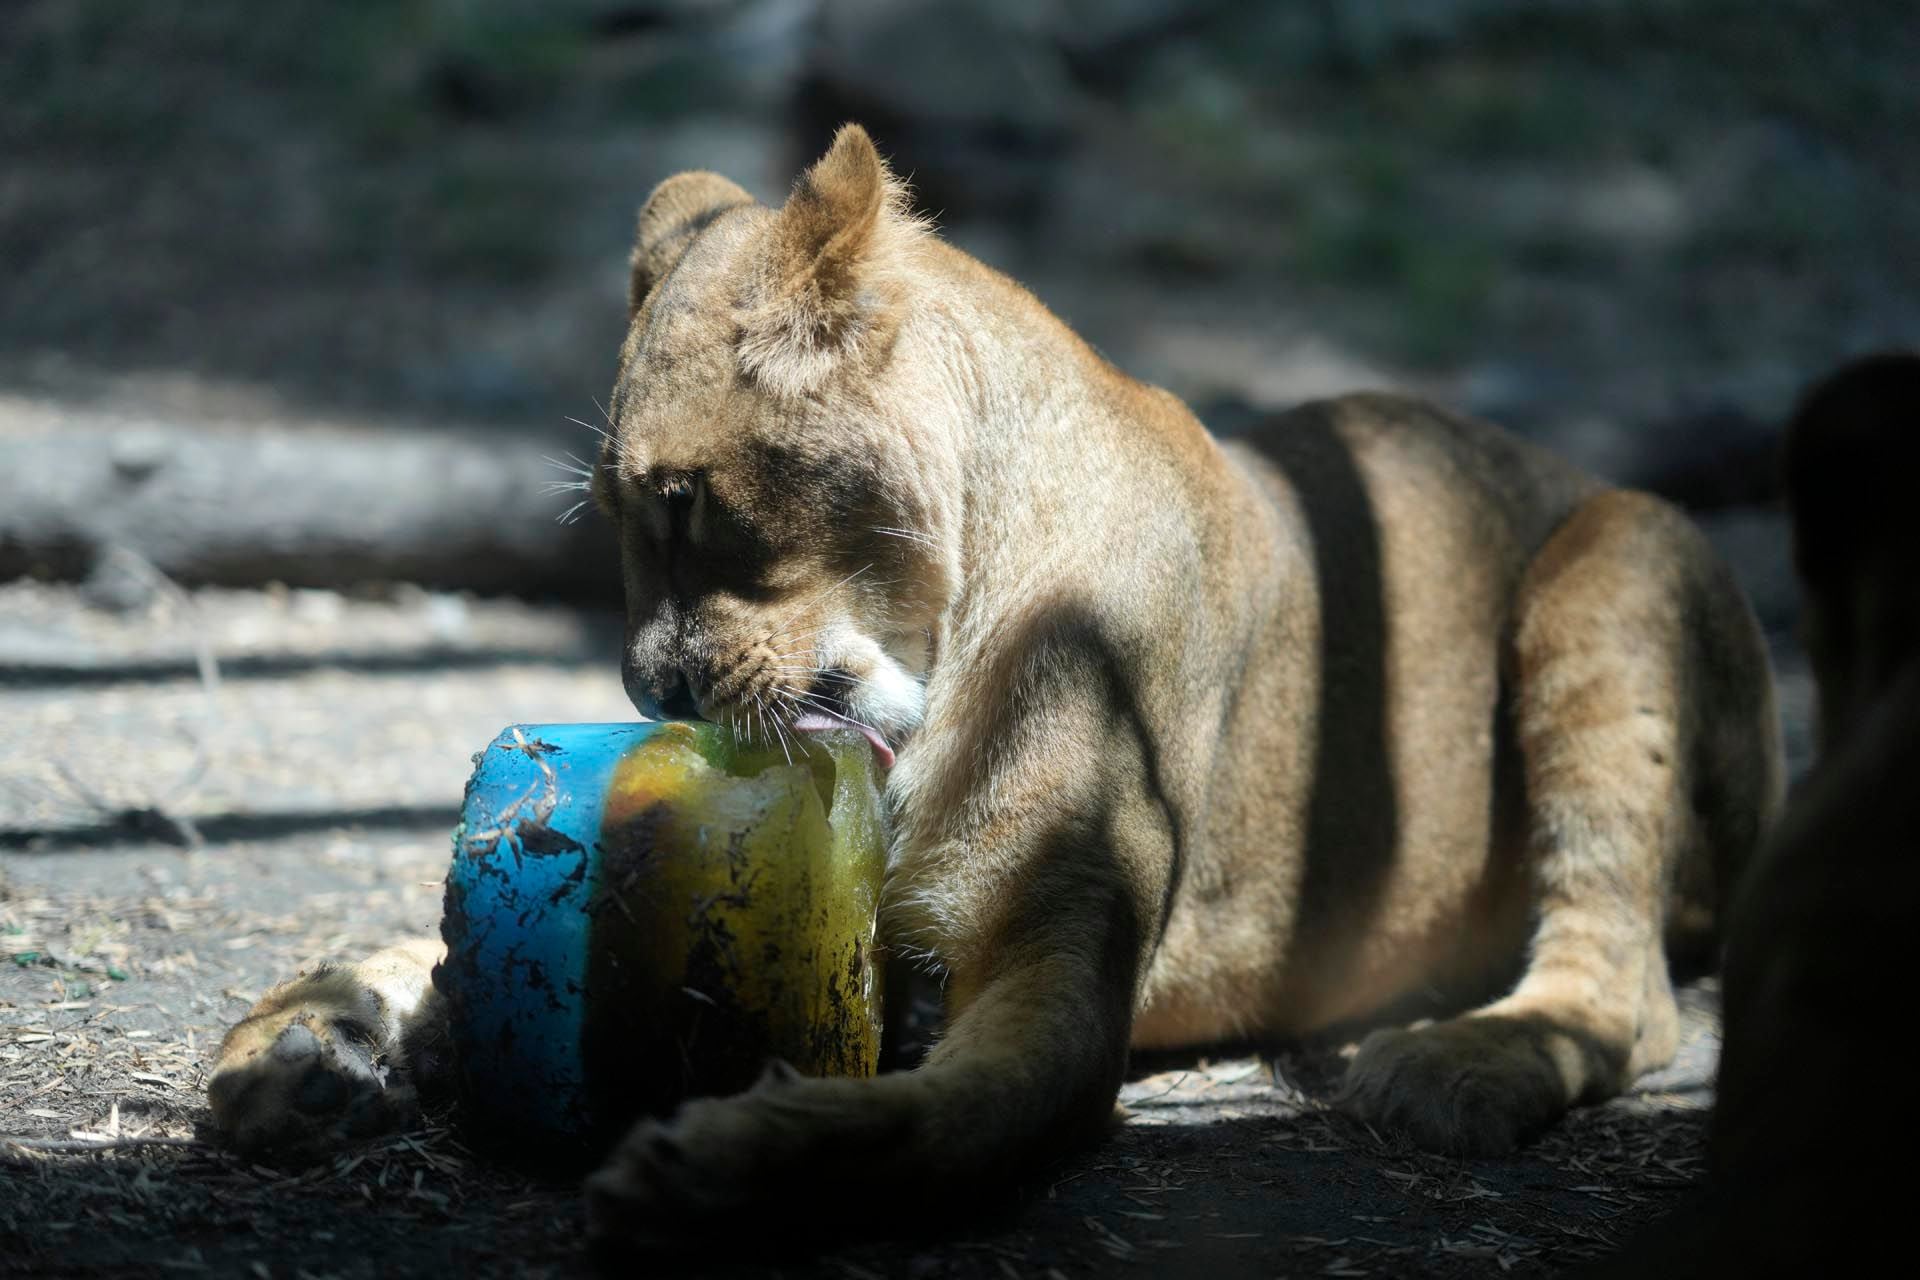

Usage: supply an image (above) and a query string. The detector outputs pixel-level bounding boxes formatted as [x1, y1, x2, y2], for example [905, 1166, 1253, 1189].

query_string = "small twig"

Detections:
[1121, 1071, 1193, 1107]
[1, 1135, 203, 1154]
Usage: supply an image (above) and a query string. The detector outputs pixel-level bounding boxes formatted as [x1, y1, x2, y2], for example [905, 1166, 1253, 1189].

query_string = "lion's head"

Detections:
[594, 125, 964, 766]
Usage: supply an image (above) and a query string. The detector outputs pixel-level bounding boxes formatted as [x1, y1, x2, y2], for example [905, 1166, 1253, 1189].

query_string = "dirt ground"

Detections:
[3, 580, 1733, 1279]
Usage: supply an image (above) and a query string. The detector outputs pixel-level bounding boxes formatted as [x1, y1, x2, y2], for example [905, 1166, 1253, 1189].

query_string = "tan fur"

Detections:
[207, 938, 442, 1161]
[628, 171, 752, 319]
[210, 127, 1782, 1241]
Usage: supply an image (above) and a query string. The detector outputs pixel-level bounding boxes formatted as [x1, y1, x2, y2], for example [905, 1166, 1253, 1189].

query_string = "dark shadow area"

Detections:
[990, 600, 1186, 927]
[0, 1098, 1712, 1279]
[1239, 408, 1400, 992]
[1593, 354, 1920, 1277]
[0, 645, 617, 688]
[1, 803, 460, 851]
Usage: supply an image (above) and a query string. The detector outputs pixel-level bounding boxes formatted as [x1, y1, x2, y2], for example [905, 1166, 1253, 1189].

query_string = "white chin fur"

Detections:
[820, 625, 926, 743]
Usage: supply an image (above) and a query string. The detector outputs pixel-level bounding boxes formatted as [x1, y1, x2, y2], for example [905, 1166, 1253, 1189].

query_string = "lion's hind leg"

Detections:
[1342, 490, 1781, 1155]
[208, 937, 447, 1161]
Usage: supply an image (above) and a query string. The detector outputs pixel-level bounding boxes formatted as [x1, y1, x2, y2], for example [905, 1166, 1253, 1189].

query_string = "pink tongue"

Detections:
[792, 712, 895, 769]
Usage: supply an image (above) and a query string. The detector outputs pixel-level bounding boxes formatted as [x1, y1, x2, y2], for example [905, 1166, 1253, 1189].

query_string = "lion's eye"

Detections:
[629, 473, 706, 552]
[634, 491, 673, 544]
[620, 469, 774, 595]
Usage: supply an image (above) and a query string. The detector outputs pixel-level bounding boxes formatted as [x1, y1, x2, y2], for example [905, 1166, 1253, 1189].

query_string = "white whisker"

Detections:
[872, 526, 938, 549]
[565, 415, 613, 445]
[541, 453, 595, 479]
[768, 705, 795, 765]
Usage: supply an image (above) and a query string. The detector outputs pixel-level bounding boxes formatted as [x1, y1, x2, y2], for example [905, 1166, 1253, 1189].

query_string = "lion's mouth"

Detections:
[792, 710, 895, 770]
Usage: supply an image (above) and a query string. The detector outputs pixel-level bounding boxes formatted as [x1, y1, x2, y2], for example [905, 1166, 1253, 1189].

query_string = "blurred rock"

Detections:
[0, 395, 619, 602]
[0, 577, 616, 679]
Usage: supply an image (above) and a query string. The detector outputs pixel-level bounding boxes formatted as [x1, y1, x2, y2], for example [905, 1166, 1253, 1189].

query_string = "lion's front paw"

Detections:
[585, 1063, 907, 1254]
[1339, 1015, 1579, 1156]
[584, 1097, 759, 1233]
[208, 1007, 415, 1163]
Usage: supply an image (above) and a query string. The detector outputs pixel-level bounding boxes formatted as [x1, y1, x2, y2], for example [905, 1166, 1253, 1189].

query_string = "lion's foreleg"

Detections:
[584, 838, 1150, 1246]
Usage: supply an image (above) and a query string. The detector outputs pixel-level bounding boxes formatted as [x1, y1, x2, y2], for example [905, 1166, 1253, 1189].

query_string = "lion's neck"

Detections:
[904, 239, 1234, 642]
[915, 246, 1144, 514]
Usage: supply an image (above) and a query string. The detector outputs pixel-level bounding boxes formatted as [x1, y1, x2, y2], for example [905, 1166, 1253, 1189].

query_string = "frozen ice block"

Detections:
[439, 721, 886, 1164]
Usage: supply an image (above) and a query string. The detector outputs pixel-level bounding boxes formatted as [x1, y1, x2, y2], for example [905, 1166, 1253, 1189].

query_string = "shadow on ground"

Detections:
[1, 1028, 1715, 1280]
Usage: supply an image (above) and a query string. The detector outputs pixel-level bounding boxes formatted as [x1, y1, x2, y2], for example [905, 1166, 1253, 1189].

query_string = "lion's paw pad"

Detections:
[209, 1015, 414, 1162]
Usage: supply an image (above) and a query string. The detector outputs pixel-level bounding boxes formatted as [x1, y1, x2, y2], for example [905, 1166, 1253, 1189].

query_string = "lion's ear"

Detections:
[771, 124, 892, 304]
[740, 124, 918, 395]
[629, 171, 754, 316]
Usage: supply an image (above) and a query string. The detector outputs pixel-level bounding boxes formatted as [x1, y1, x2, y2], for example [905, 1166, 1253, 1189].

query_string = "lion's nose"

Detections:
[633, 671, 703, 721]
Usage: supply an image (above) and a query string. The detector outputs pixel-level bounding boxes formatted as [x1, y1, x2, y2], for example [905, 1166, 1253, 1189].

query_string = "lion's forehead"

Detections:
[650, 202, 765, 324]
[614, 222, 788, 469]
[616, 330, 751, 476]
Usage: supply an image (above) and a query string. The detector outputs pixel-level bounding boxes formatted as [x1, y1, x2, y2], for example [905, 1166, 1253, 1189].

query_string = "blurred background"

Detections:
[0, 4, 1910, 1266]
[7, 0, 1917, 847]
[4, 0, 1915, 861]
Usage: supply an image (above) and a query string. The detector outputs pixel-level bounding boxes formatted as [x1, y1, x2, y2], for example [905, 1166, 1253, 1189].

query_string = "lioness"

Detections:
[1592, 352, 1920, 1275]
[210, 126, 1782, 1245]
